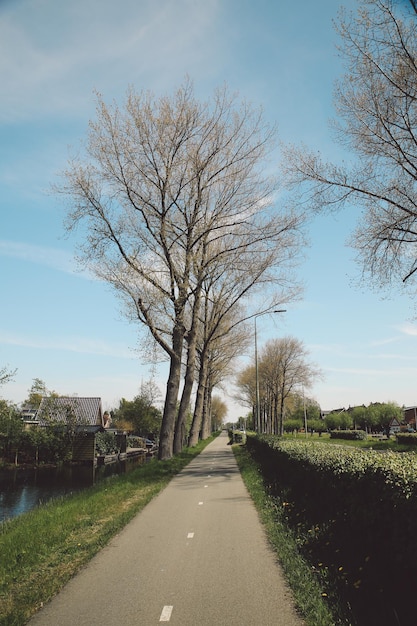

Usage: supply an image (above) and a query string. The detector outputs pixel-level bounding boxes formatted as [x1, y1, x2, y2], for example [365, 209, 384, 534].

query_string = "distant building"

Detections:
[403, 406, 417, 430]
[36, 396, 105, 431]
[20, 405, 39, 428]
[36, 397, 107, 462]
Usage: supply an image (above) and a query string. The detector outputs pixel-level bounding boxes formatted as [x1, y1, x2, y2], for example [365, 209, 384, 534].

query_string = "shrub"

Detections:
[329, 429, 367, 440]
[95, 431, 119, 455]
[396, 432, 417, 446]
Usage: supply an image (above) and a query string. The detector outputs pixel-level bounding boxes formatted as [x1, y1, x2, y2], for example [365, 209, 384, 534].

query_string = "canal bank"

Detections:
[0, 447, 155, 521]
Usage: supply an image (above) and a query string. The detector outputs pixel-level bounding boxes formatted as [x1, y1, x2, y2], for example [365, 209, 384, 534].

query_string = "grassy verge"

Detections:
[233, 443, 349, 626]
[283, 432, 416, 452]
[0, 436, 216, 626]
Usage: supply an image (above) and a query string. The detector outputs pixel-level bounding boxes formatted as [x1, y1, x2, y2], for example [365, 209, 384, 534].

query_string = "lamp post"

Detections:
[254, 309, 286, 433]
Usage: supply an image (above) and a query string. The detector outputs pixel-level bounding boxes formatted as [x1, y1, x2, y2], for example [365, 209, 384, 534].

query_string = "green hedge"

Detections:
[329, 429, 367, 440]
[396, 432, 417, 446]
[246, 434, 417, 626]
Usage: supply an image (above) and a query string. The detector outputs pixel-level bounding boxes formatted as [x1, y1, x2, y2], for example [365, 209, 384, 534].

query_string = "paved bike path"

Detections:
[29, 431, 304, 625]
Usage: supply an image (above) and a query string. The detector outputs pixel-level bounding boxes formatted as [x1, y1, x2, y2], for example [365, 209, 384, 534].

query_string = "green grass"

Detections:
[0, 436, 216, 626]
[283, 432, 416, 452]
[233, 443, 349, 626]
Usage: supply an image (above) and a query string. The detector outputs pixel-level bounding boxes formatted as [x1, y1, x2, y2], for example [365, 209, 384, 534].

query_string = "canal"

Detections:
[0, 456, 147, 522]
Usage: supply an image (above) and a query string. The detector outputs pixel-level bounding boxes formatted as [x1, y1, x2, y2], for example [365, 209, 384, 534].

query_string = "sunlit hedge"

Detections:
[251, 435, 417, 498]
[329, 429, 367, 440]
[246, 434, 417, 624]
[396, 432, 417, 446]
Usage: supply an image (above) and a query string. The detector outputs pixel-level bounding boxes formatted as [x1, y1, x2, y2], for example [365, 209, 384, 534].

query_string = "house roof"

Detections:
[37, 396, 104, 427]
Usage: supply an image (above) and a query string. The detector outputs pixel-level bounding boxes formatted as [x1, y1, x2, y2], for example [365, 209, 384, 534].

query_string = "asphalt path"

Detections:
[28, 431, 304, 625]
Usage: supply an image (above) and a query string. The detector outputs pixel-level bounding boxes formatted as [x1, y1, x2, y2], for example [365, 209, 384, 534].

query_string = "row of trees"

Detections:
[59, 80, 305, 459]
[235, 336, 322, 434]
[336, 402, 403, 434]
[284, 401, 403, 435]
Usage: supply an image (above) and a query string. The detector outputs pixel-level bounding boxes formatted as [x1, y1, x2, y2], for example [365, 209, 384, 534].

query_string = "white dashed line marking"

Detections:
[187, 532, 194, 539]
[159, 605, 173, 622]
[198, 501, 204, 505]
[204, 485, 208, 488]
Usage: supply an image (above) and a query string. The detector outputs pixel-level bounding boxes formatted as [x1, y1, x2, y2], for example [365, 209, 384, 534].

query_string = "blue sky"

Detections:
[2, 0, 417, 419]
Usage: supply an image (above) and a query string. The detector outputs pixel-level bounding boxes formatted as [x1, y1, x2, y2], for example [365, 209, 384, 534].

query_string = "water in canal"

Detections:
[0, 456, 146, 522]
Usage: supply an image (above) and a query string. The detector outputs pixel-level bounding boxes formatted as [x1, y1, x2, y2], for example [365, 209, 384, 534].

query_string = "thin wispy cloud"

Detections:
[369, 336, 400, 347]
[0, 0, 220, 123]
[0, 331, 133, 359]
[397, 322, 417, 337]
[0, 240, 91, 278]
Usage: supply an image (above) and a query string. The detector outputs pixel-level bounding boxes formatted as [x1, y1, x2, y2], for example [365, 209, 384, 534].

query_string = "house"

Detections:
[36, 396, 105, 430]
[20, 404, 39, 429]
[389, 415, 402, 434]
[36, 396, 107, 463]
[403, 406, 417, 430]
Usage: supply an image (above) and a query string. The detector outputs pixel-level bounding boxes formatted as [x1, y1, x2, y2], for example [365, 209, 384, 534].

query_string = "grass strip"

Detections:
[233, 443, 346, 626]
[0, 436, 215, 626]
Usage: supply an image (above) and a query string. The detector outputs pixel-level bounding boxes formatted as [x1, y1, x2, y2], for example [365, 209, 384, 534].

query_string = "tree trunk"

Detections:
[201, 381, 213, 439]
[279, 394, 285, 436]
[188, 348, 208, 447]
[174, 303, 201, 454]
[158, 326, 184, 460]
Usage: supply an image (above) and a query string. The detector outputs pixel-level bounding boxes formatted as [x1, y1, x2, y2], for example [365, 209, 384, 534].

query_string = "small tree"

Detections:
[24, 378, 56, 409]
[369, 401, 403, 436]
[210, 396, 228, 431]
[0, 399, 21, 464]
[112, 383, 162, 438]
[325, 411, 353, 431]
[0, 365, 16, 388]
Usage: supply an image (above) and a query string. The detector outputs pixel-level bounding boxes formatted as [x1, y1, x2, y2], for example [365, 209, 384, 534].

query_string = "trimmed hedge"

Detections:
[246, 434, 417, 626]
[396, 432, 417, 446]
[329, 429, 367, 440]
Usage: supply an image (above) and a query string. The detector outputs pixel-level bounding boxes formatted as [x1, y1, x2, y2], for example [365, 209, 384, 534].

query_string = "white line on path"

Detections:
[198, 501, 204, 505]
[187, 532, 194, 539]
[159, 605, 173, 622]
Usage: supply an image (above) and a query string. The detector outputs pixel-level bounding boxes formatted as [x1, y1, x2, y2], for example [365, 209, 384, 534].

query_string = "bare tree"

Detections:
[260, 337, 321, 435]
[59, 79, 305, 459]
[281, 0, 417, 296]
[236, 337, 321, 435]
[186, 227, 300, 446]
[210, 395, 228, 430]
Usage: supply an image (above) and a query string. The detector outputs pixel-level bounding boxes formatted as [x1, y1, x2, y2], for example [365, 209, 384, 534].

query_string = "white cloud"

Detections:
[0, 330, 133, 359]
[397, 322, 417, 337]
[0, 0, 221, 123]
[0, 240, 92, 277]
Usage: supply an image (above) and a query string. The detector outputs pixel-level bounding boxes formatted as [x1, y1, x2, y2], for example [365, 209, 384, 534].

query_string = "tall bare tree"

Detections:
[260, 337, 321, 434]
[59, 80, 305, 459]
[186, 233, 300, 446]
[281, 0, 417, 296]
[236, 337, 321, 434]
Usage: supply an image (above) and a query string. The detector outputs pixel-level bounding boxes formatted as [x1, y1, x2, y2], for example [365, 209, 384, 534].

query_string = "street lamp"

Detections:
[254, 309, 286, 433]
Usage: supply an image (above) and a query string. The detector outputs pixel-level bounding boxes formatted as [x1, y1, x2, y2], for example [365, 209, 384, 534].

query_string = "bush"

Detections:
[396, 432, 417, 446]
[329, 429, 367, 440]
[228, 429, 246, 444]
[95, 431, 119, 455]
